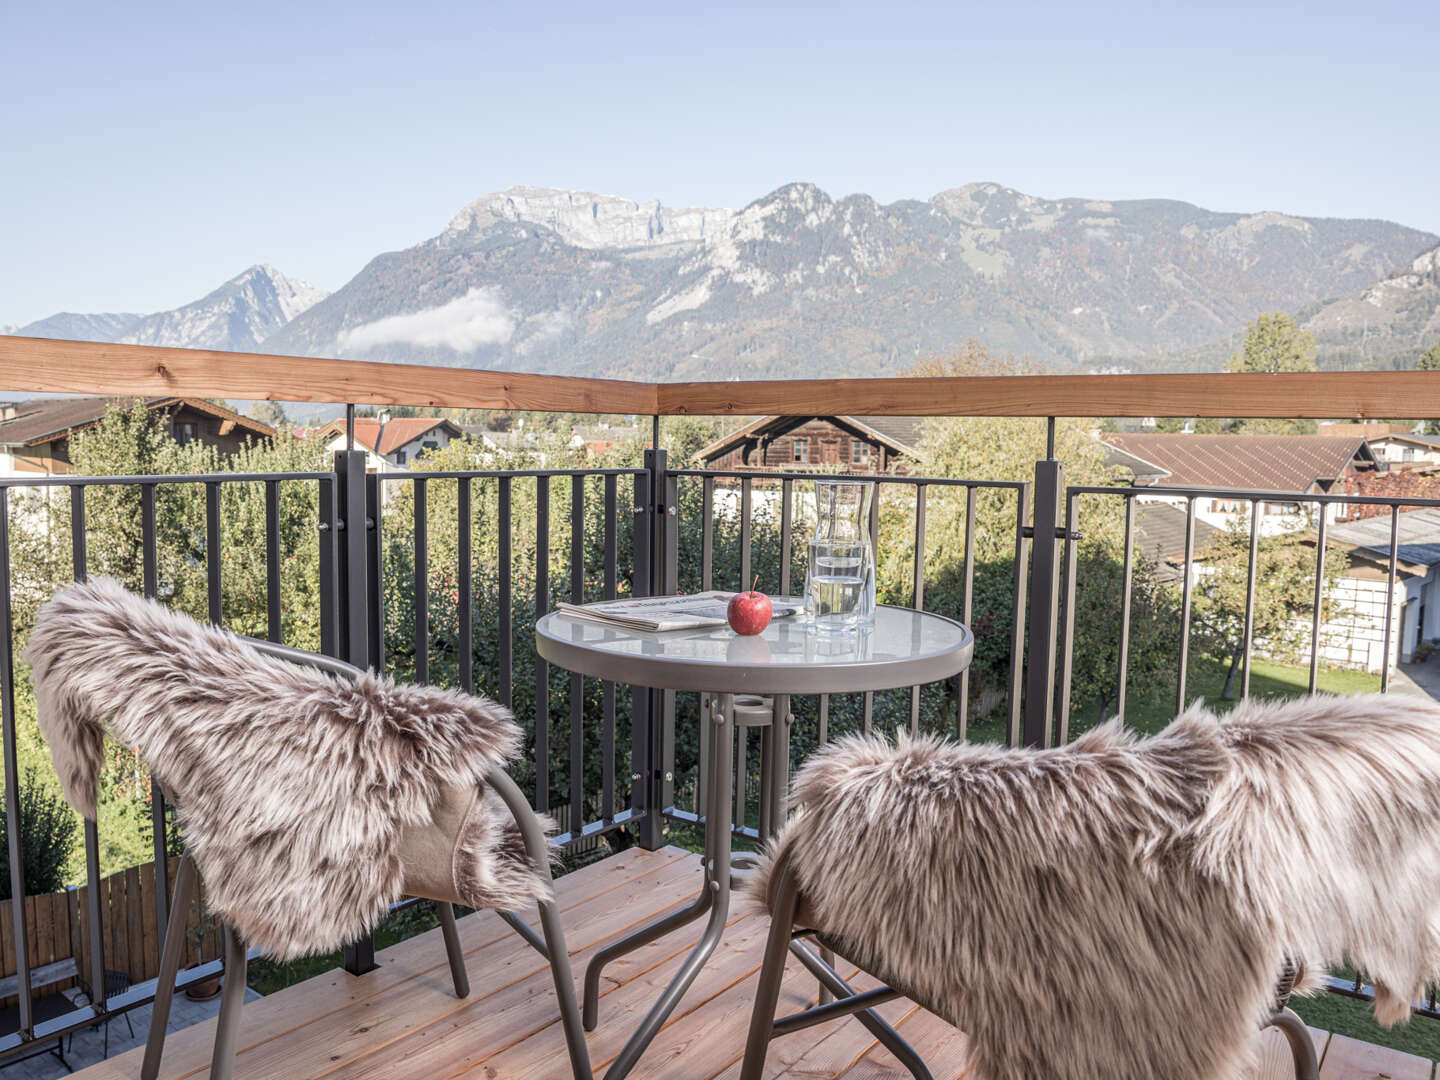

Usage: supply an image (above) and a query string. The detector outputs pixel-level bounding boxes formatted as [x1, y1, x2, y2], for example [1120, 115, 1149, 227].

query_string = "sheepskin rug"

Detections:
[750, 693, 1440, 1080]
[26, 577, 549, 961]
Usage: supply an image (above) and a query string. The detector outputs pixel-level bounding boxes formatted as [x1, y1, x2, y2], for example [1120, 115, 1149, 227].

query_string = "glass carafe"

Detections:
[807, 479, 876, 629]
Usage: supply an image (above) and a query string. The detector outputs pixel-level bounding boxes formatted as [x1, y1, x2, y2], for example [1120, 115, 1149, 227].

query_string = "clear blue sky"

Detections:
[3, 0, 1437, 326]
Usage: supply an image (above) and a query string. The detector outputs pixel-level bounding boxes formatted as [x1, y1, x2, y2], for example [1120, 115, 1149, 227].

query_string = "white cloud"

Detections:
[338, 288, 518, 353]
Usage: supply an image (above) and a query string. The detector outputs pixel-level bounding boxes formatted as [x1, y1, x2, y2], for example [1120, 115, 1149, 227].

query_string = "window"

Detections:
[422, 440, 439, 451]
[173, 421, 197, 445]
[1404, 447, 1416, 462]
[851, 441, 871, 466]
[394, 449, 407, 465]
[793, 438, 809, 463]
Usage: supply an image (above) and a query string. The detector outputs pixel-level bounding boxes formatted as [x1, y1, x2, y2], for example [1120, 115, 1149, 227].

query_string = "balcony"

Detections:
[2, 337, 1440, 1078]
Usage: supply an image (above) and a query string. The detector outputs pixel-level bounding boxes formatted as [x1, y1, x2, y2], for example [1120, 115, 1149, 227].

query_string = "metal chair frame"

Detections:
[740, 852, 1318, 1080]
[139, 639, 593, 1080]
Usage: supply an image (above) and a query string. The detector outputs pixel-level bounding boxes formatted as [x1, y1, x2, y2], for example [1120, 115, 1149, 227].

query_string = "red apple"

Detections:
[727, 590, 772, 635]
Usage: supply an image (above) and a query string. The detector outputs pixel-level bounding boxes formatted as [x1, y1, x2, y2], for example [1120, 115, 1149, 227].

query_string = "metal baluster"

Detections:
[71, 487, 107, 1021]
[909, 484, 926, 735]
[602, 475, 617, 823]
[0, 490, 32, 1035]
[1241, 500, 1261, 699]
[1309, 506, 1328, 693]
[1056, 492, 1079, 745]
[863, 482, 879, 734]
[1116, 495, 1135, 723]
[779, 477, 794, 596]
[570, 475, 585, 837]
[535, 475, 550, 814]
[264, 480, 281, 643]
[141, 484, 170, 947]
[1176, 496, 1196, 713]
[1381, 506, 1400, 693]
[413, 478, 428, 684]
[701, 477, 714, 591]
[1007, 485, 1032, 747]
[499, 476, 513, 710]
[958, 486, 976, 740]
[740, 477, 753, 589]
[206, 482, 222, 625]
[458, 478, 473, 694]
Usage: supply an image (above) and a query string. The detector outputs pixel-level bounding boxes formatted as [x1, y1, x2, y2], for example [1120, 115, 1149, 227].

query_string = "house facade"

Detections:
[696, 416, 925, 473]
[319, 415, 464, 472]
[0, 396, 275, 477]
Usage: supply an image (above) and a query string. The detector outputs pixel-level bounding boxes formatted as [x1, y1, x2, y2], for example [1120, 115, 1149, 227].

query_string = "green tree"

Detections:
[1418, 343, 1440, 371]
[1227, 312, 1317, 374]
[1193, 519, 1350, 699]
[247, 399, 288, 428]
[0, 770, 79, 899]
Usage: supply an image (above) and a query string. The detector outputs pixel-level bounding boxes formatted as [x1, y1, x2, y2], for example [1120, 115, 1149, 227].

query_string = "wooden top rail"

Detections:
[3, 336, 1439, 419]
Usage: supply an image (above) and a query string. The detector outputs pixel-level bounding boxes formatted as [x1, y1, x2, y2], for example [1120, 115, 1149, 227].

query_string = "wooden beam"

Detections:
[656, 371, 1440, 419]
[0, 337, 658, 416]
[5, 336, 1440, 419]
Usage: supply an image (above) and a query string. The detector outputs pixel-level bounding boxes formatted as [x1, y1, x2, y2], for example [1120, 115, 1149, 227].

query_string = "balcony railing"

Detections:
[2, 336, 1440, 1059]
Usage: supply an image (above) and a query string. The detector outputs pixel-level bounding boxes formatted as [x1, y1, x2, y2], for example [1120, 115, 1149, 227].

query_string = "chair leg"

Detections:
[142, 854, 197, 1080]
[437, 901, 470, 998]
[209, 924, 249, 1080]
[740, 862, 802, 1080]
[1264, 1007, 1319, 1080]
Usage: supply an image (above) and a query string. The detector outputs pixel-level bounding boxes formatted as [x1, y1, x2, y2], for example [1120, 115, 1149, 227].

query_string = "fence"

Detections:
[2, 335, 1440, 1057]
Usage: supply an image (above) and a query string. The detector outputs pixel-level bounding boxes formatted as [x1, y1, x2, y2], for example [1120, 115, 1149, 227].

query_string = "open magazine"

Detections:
[556, 591, 805, 632]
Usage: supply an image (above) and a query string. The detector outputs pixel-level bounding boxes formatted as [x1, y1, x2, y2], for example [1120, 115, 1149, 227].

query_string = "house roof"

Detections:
[696, 415, 927, 463]
[1319, 422, 1417, 439]
[0, 396, 274, 446]
[1328, 508, 1440, 569]
[1134, 502, 1219, 582]
[320, 417, 462, 456]
[1099, 433, 1373, 493]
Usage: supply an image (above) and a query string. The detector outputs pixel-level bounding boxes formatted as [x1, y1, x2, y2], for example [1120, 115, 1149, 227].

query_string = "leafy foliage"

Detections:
[0, 769, 79, 899]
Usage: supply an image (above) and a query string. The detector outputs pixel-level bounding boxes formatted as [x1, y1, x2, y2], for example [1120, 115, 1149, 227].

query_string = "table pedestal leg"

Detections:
[599, 694, 736, 1080]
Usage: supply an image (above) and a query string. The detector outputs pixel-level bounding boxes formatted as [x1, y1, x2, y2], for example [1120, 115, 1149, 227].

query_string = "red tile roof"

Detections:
[323, 417, 459, 456]
[1101, 433, 1372, 493]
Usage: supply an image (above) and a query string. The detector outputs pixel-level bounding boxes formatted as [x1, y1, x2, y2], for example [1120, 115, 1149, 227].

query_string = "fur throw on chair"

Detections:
[26, 577, 550, 961]
[750, 693, 1440, 1080]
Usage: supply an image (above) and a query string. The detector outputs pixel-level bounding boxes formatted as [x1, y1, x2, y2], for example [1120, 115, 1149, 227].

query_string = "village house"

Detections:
[1319, 422, 1440, 468]
[0, 396, 275, 478]
[695, 415, 925, 473]
[1100, 432, 1380, 536]
[318, 413, 464, 472]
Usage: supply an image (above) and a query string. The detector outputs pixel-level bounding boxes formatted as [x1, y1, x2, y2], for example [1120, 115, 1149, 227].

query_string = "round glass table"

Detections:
[535, 604, 973, 1080]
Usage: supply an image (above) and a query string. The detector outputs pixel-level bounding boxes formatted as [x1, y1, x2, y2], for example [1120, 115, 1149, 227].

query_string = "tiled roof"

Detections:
[327, 417, 459, 456]
[696, 415, 926, 463]
[1135, 502, 1219, 582]
[0, 396, 274, 445]
[1328, 508, 1440, 568]
[1100, 433, 1371, 493]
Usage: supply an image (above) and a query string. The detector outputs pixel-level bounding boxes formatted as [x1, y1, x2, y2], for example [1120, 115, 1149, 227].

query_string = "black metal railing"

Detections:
[1, 431, 1438, 1056]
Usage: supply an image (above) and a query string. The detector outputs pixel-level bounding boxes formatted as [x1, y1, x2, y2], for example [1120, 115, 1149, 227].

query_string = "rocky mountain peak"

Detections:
[442, 185, 733, 251]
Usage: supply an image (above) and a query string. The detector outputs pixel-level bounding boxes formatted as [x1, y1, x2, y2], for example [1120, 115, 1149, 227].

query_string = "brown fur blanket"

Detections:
[26, 578, 549, 960]
[750, 693, 1440, 1080]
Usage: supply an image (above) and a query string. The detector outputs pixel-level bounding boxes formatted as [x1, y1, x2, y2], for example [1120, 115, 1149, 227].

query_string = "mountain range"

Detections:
[7, 265, 327, 354]
[9, 184, 1439, 378]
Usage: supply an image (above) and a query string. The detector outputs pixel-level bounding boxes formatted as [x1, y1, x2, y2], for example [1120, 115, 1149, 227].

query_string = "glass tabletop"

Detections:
[535, 604, 973, 695]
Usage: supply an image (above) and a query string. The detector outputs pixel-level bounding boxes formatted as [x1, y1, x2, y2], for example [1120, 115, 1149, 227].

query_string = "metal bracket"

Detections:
[1021, 526, 1082, 541]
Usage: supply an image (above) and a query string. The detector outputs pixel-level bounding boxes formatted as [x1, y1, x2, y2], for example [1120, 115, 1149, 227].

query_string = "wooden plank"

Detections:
[140, 860, 159, 980]
[835, 1007, 971, 1079]
[657, 371, 1440, 420]
[126, 866, 144, 979]
[333, 891, 762, 1080]
[1317, 1033, 1433, 1080]
[239, 855, 714, 1080]
[1247, 1024, 1330, 1080]
[709, 970, 921, 1080]
[0, 336, 659, 416]
[8, 335, 1440, 422]
[88, 846, 692, 1079]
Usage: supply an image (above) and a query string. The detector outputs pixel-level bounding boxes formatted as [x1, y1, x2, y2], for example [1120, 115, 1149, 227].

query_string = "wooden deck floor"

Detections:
[70, 846, 1437, 1080]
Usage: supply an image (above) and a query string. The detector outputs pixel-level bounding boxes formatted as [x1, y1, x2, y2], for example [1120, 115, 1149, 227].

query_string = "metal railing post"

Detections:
[632, 447, 671, 849]
[1022, 427, 1064, 748]
[329, 450, 378, 975]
